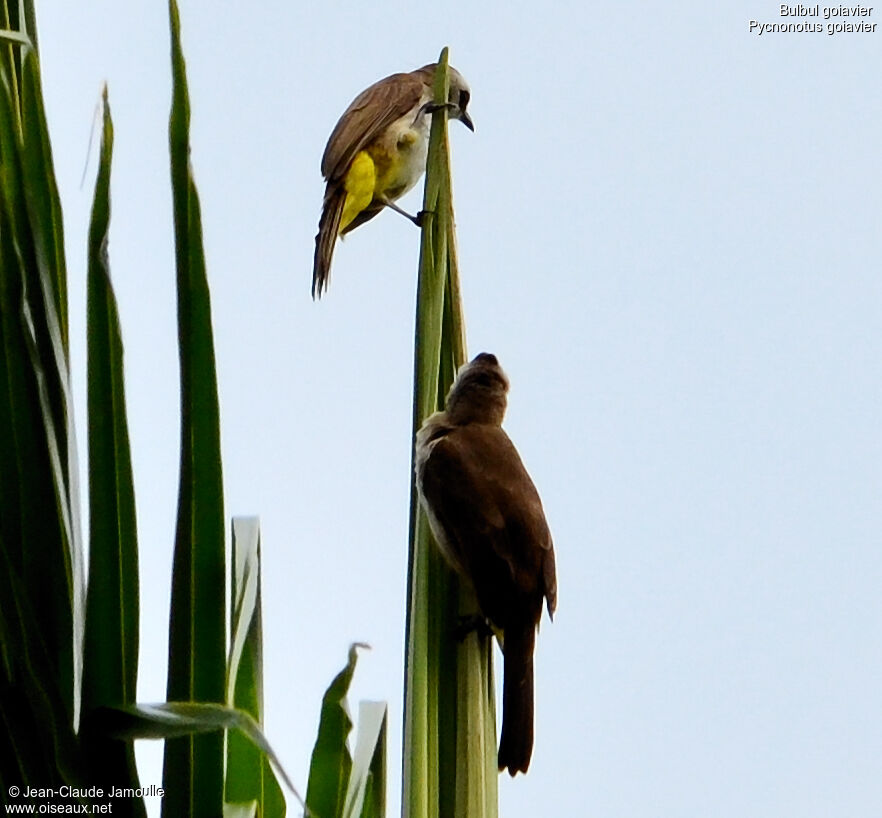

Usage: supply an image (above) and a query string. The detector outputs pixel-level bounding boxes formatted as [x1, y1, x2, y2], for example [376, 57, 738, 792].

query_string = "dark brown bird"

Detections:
[415, 352, 557, 775]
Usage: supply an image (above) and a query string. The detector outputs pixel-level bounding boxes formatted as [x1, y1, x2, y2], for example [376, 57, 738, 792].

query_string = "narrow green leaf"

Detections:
[306, 644, 368, 818]
[227, 518, 261, 705]
[161, 2, 226, 815]
[79, 86, 144, 815]
[0, 29, 32, 49]
[361, 703, 386, 818]
[341, 701, 386, 818]
[226, 518, 286, 817]
[92, 701, 301, 804]
[18, 46, 85, 731]
[0, 3, 24, 110]
[20, 49, 68, 351]
[20, 0, 37, 53]
[224, 804, 258, 818]
[98, 702, 255, 741]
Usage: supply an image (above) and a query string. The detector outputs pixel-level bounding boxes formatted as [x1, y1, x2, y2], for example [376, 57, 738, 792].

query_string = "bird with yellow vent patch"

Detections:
[312, 63, 473, 298]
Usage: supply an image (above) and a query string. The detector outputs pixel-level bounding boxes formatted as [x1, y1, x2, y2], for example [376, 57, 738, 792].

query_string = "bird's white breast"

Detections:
[376, 106, 432, 198]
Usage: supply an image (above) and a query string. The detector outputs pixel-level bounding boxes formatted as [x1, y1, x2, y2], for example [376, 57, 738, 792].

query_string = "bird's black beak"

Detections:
[460, 110, 475, 132]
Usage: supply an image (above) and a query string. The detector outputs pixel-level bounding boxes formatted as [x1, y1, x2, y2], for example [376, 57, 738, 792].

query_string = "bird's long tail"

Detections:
[312, 185, 346, 299]
[498, 621, 535, 776]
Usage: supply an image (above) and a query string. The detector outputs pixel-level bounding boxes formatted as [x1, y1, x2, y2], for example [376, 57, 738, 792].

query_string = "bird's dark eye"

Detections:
[459, 90, 470, 110]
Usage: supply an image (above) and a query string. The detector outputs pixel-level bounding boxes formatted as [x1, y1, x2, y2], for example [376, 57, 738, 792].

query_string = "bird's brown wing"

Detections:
[321, 71, 427, 182]
[419, 424, 556, 626]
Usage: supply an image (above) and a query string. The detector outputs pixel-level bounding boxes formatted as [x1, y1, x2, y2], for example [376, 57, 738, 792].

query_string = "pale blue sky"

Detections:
[37, 1, 881, 815]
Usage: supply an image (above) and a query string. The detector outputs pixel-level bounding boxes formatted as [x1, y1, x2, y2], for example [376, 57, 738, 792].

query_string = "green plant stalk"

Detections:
[402, 48, 498, 818]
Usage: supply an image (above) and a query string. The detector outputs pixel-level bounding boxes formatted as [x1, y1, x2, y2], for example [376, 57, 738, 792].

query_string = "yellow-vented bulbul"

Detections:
[415, 353, 557, 776]
[312, 63, 473, 298]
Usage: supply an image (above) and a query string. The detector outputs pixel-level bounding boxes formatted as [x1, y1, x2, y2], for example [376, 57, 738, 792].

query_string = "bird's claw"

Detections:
[424, 101, 457, 116]
[454, 614, 493, 642]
